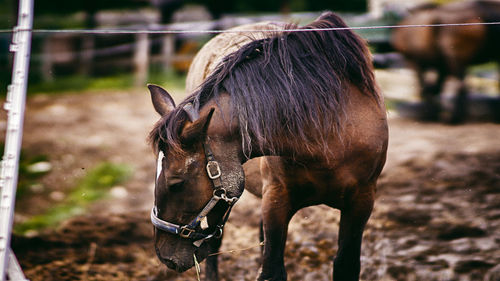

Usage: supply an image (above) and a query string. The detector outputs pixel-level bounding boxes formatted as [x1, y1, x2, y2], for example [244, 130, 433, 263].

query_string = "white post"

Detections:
[0, 0, 33, 279]
[369, 0, 384, 19]
[133, 33, 150, 87]
[161, 34, 174, 73]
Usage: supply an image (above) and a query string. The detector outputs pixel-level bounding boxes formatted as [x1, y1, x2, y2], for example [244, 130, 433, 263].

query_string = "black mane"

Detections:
[150, 11, 379, 158]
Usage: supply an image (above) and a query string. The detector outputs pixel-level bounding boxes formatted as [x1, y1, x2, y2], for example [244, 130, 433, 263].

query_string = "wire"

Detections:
[1, 21, 500, 34]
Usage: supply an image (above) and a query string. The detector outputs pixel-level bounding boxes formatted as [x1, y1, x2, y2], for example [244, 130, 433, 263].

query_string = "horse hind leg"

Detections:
[258, 187, 292, 281]
[332, 183, 375, 281]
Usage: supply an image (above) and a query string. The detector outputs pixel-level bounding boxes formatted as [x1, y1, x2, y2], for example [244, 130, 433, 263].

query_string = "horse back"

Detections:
[185, 22, 285, 93]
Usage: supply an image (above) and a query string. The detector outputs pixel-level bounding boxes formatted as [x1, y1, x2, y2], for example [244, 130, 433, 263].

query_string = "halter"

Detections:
[150, 103, 241, 247]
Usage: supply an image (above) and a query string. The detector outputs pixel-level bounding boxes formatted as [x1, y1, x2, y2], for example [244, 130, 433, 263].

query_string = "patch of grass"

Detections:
[14, 205, 86, 235]
[468, 62, 498, 78]
[148, 67, 186, 91]
[67, 162, 132, 204]
[0, 144, 50, 199]
[26, 69, 186, 95]
[28, 74, 135, 94]
[16, 154, 51, 199]
[14, 162, 132, 235]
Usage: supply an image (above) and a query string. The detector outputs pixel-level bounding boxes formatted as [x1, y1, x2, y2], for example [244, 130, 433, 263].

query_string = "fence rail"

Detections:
[2, 20, 500, 34]
[3, 16, 500, 86]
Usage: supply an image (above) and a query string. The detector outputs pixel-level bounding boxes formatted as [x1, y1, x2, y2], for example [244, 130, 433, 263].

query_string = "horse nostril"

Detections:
[163, 258, 178, 271]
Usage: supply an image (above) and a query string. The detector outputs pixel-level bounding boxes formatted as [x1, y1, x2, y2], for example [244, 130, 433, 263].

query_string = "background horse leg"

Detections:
[257, 157, 292, 281]
[450, 77, 467, 124]
[417, 65, 443, 121]
[332, 183, 375, 281]
[445, 70, 467, 124]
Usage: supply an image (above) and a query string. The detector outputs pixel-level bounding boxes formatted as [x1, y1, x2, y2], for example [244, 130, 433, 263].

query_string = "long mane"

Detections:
[150, 12, 379, 158]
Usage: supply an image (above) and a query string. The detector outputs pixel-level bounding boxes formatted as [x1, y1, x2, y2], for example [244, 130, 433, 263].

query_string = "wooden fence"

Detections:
[35, 11, 393, 86]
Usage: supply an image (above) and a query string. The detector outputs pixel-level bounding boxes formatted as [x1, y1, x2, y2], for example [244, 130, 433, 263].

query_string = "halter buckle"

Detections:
[206, 161, 221, 179]
[179, 226, 195, 238]
[213, 188, 226, 199]
[222, 193, 239, 205]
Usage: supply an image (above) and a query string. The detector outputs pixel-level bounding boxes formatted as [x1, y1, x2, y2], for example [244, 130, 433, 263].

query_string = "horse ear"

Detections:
[148, 84, 176, 116]
[180, 108, 215, 145]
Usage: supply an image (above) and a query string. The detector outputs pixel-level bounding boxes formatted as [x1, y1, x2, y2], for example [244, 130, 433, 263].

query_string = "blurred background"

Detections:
[0, 0, 402, 92]
[1, 0, 500, 280]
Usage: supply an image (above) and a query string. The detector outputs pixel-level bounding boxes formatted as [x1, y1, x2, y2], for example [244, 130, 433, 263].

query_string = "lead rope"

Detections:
[208, 241, 265, 257]
[194, 254, 201, 281]
[192, 242, 265, 280]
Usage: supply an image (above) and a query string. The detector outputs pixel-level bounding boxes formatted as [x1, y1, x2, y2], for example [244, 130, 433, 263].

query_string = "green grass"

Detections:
[148, 67, 186, 90]
[0, 145, 50, 199]
[468, 62, 498, 77]
[16, 154, 51, 199]
[27, 69, 186, 95]
[14, 162, 132, 235]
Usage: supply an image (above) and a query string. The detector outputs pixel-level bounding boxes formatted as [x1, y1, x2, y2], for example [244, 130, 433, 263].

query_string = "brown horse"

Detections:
[148, 12, 388, 281]
[391, 0, 500, 123]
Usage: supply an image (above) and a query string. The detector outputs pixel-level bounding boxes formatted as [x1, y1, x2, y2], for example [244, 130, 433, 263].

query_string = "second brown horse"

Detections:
[392, 0, 500, 123]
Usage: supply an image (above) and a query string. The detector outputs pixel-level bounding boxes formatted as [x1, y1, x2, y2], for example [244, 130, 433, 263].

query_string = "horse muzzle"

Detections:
[155, 248, 193, 273]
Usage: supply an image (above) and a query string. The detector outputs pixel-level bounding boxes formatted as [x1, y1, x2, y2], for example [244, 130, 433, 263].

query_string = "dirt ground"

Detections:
[4, 69, 500, 281]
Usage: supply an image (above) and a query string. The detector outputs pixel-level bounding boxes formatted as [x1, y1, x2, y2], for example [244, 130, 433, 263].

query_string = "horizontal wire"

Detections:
[1, 21, 500, 35]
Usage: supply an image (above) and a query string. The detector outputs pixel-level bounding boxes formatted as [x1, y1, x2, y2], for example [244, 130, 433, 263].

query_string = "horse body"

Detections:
[148, 12, 387, 281]
[253, 86, 387, 279]
[391, 0, 500, 122]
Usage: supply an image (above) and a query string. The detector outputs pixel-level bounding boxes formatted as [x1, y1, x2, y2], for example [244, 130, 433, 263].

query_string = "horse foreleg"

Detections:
[204, 237, 223, 281]
[333, 184, 375, 281]
[257, 183, 292, 281]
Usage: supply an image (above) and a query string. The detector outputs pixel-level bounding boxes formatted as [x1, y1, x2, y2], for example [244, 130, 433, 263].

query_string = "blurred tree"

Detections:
[26, 0, 368, 25]
[197, 0, 367, 17]
[32, 0, 150, 15]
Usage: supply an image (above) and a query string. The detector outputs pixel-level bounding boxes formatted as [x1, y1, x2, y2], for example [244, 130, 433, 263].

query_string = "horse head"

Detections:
[147, 84, 245, 272]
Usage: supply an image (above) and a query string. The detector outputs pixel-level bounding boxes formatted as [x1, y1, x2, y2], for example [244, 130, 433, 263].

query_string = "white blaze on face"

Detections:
[156, 150, 164, 182]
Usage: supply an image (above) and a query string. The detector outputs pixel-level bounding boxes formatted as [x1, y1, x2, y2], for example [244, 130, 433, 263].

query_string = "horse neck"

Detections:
[201, 92, 338, 164]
